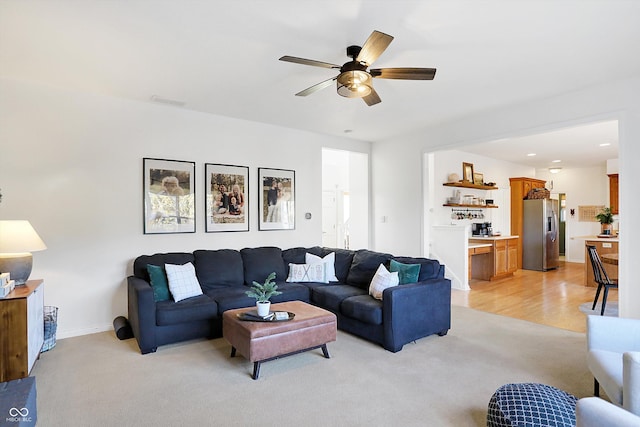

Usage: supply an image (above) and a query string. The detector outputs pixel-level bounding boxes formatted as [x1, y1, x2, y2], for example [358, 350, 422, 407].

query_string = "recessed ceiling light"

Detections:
[552, 159, 562, 163]
[549, 167, 562, 174]
[527, 153, 536, 157]
[599, 143, 611, 147]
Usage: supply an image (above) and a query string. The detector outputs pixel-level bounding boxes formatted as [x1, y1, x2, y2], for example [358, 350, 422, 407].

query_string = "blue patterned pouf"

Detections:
[487, 383, 578, 427]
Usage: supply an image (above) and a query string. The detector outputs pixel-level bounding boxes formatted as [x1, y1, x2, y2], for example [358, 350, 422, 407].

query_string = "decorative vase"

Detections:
[256, 301, 271, 317]
[601, 223, 612, 235]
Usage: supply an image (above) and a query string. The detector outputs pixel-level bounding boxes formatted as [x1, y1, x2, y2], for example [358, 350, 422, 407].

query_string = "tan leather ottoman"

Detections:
[222, 300, 337, 379]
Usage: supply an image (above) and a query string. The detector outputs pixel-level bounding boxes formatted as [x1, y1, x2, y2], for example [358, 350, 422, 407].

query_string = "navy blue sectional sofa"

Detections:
[127, 246, 451, 354]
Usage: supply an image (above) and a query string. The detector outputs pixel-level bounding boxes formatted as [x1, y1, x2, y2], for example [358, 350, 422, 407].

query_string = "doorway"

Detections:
[558, 193, 566, 257]
[321, 148, 369, 249]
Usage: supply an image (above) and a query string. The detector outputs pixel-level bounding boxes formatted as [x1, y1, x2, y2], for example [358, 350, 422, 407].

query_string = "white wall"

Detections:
[535, 166, 609, 263]
[0, 78, 370, 338]
[372, 75, 640, 318]
[429, 150, 533, 236]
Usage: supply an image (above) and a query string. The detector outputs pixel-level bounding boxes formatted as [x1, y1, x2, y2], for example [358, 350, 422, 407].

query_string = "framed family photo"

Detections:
[205, 163, 249, 232]
[143, 158, 196, 234]
[258, 168, 295, 230]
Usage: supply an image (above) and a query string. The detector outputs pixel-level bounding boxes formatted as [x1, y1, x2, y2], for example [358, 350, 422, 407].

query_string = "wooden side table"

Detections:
[0, 280, 44, 382]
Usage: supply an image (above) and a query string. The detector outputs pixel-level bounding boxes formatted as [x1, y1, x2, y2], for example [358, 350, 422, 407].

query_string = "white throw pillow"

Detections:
[369, 264, 399, 300]
[306, 252, 338, 282]
[286, 263, 328, 283]
[165, 262, 203, 302]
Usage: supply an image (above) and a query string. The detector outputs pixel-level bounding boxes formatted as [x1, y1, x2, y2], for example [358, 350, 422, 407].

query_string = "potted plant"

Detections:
[595, 207, 614, 235]
[245, 272, 281, 316]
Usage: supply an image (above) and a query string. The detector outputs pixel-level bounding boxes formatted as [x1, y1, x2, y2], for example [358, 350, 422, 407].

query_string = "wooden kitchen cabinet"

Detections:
[608, 174, 619, 214]
[470, 237, 519, 280]
[510, 177, 547, 269]
[0, 280, 44, 382]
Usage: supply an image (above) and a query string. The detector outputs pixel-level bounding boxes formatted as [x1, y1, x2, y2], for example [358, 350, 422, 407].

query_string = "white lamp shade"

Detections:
[0, 220, 47, 253]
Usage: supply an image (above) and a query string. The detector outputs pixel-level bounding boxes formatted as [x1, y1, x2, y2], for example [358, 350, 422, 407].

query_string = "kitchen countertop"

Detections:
[469, 235, 519, 241]
[469, 243, 493, 249]
[574, 235, 620, 242]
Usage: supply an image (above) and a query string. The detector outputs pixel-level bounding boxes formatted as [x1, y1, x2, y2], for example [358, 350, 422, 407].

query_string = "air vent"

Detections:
[150, 95, 186, 107]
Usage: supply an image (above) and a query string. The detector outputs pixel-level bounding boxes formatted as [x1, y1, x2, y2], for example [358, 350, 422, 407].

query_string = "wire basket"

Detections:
[42, 306, 58, 352]
[526, 188, 550, 199]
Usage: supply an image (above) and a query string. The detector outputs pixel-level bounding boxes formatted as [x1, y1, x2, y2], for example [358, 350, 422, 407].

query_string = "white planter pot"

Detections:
[256, 301, 271, 317]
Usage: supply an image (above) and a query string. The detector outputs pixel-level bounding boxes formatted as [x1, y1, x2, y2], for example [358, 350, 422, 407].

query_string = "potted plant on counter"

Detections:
[246, 272, 281, 317]
[595, 207, 614, 235]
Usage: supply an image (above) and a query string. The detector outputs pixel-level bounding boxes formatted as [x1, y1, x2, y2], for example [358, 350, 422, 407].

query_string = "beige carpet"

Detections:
[32, 306, 593, 427]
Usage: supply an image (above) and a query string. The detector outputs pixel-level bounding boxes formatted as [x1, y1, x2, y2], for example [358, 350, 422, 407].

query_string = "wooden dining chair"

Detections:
[587, 245, 618, 315]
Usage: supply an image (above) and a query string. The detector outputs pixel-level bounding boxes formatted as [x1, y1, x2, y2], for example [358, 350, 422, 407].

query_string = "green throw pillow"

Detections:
[390, 260, 421, 285]
[147, 264, 170, 302]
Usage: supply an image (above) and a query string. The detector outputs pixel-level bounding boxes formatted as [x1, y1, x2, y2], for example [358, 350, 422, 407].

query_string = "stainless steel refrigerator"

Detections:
[522, 198, 560, 271]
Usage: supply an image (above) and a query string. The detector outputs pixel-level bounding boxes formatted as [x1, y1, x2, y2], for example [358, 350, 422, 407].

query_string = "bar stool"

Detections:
[587, 245, 618, 316]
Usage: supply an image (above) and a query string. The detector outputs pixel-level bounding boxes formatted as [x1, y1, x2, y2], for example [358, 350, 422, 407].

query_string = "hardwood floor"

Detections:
[451, 261, 616, 333]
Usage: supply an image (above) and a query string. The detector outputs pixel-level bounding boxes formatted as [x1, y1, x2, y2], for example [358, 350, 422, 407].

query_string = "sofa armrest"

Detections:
[587, 316, 640, 353]
[382, 278, 451, 352]
[623, 352, 640, 415]
[577, 397, 640, 427]
[127, 276, 158, 354]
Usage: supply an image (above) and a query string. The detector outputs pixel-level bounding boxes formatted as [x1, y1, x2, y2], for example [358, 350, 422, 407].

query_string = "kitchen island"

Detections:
[469, 236, 519, 281]
[583, 236, 619, 287]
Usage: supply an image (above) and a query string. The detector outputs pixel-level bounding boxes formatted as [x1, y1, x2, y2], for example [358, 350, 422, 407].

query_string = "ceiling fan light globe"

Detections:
[337, 70, 372, 98]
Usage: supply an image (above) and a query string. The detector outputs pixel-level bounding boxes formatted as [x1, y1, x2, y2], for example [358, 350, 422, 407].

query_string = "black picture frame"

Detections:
[258, 168, 295, 230]
[205, 163, 249, 232]
[143, 158, 196, 234]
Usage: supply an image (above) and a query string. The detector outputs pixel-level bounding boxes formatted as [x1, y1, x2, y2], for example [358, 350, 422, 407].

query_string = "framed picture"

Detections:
[143, 158, 195, 234]
[205, 163, 249, 232]
[462, 162, 474, 183]
[258, 168, 295, 230]
[473, 172, 484, 186]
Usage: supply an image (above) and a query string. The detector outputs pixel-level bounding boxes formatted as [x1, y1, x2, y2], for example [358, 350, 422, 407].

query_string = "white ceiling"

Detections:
[457, 120, 619, 170]
[2, 1, 637, 166]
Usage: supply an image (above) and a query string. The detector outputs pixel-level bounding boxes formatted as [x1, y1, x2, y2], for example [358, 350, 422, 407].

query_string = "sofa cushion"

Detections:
[321, 248, 355, 283]
[341, 295, 383, 325]
[165, 262, 204, 302]
[193, 249, 244, 290]
[207, 287, 257, 314]
[146, 264, 170, 302]
[392, 256, 442, 281]
[306, 252, 338, 282]
[390, 259, 421, 285]
[311, 285, 367, 312]
[133, 252, 195, 280]
[346, 250, 393, 290]
[155, 294, 218, 326]
[240, 247, 287, 286]
[209, 282, 310, 314]
[282, 246, 323, 267]
[369, 263, 399, 300]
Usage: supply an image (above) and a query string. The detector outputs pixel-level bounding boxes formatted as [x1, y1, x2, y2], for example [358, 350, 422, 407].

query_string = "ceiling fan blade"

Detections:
[279, 55, 341, 69]
[362, 87, 381, 106]
[295, 76, 337, 97]
[356, 30, 394, 66]
[370, 67, 437, 80]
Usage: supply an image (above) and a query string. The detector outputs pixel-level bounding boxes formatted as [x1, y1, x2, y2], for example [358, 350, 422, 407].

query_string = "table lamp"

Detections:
[0, 220, 47, 285]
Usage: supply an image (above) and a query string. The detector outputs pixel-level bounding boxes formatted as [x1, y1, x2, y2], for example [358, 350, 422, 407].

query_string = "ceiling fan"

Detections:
[279, 30, 436, 106]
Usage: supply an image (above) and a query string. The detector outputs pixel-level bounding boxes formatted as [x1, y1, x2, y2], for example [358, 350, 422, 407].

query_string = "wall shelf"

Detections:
[444, 204, 499, 208]
[443, 182, 498, 190]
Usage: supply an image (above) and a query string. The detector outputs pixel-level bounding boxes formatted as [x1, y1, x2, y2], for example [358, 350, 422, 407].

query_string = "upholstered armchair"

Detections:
[587, 315, 640, 415]
[576, 397, 640, 427]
